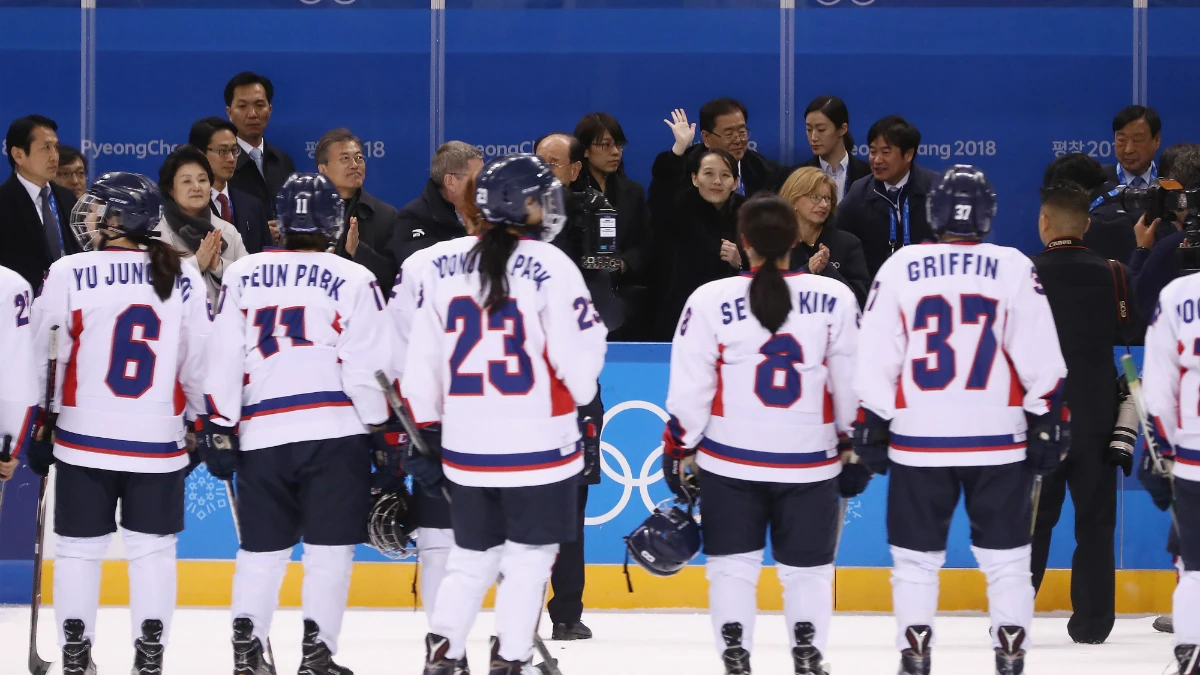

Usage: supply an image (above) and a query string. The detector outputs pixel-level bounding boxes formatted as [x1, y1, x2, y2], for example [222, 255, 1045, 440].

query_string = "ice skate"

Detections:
[897, 625, 932, 675]
[994, 625, 1026, 675]
[720, 622, 752, 674]
[791, 622, 828, 675]
[232, 617, 275, 675]
[423, 633, 458, 675]
[132, 619, 165, 675]
[1176, 644, 1200, 675]
[486, 636, 537, 675]
[298, 619, 352, 675]
[63, 619, 97, 675]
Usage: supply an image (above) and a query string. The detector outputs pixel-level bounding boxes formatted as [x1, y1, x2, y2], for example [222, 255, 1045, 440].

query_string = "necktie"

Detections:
[217, 193, 232, 222]
[249, 147, 264, 176]
[39, 185, 63, 259]
[1131, 176, 1146, 189]
[735, 176, 745, 196]
[887, 187, 901, 204]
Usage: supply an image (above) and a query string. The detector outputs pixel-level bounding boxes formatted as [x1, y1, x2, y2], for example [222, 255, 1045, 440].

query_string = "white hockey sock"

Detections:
[494, 542, 557, 663]
[428, 544, 502, 660]
[777, 563, 834, 654]
[301, 544, 355, 654]
[972, 545, 1034, 650]
[1175, 570, 1200, 647]
[890, 546, 945, 652]
[416, 527, 455, 617]
[706, 550, 764, 655]
[54, 534, 110, 647]
[231, 548, 290, 644]
[123, 529, 177, 646]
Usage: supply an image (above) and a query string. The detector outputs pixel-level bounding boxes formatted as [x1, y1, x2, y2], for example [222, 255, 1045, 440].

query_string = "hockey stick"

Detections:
[832, 498, 848, 560]
[221, 476, 278, 671]
[1030, 477, 1043, 538]
[0, 435, 12, 526]
[29, 325, 58, 675]
[373, 371, 563, 675]
[1119, 355, 1181, 535]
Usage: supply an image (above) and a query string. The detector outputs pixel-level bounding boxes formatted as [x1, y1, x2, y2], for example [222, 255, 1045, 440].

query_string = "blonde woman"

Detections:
[779, 167, 869, 306]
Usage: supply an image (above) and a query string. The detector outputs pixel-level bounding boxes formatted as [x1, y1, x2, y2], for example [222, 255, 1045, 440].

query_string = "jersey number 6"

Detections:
[447, 297, 534, 396]
[106, 305, 161, 398]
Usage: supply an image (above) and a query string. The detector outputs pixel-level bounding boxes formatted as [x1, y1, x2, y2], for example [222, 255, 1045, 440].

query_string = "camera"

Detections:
[569, 189, 622, 271]
[1120, 178, 1200, 224]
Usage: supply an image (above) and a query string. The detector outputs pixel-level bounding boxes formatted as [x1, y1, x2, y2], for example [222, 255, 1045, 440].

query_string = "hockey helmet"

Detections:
[927, 164, 998, 240]
[474, 154, 567, 242]
[625, 500, 701, 577]
[274, 172, 345, 244]
[366, 490, 417, 561]
[70, 172, 163, 251]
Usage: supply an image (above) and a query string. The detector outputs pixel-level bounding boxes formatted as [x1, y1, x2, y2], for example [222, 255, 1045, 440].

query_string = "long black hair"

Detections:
[804, 95, 854, 153]
[469, 172, 533, 315]
[113, 230, 182, 301]
[737, 194, 799, 334]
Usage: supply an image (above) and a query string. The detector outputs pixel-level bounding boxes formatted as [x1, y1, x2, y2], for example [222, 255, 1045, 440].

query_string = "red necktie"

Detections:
[217, 193, 232, 222]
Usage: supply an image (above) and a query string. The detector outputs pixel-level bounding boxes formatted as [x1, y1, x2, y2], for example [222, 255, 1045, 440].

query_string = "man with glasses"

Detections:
[190, 117, 275, 253]
[55, 145, 88, 199]
[225, 71, 296, 221]
[316, 127, 399, 294]
[391, 141, 484, 267]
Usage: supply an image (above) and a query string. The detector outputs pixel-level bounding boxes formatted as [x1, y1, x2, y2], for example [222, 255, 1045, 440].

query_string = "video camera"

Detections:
[569, 189, 621, 271]
[1120, 178, 1200, 225]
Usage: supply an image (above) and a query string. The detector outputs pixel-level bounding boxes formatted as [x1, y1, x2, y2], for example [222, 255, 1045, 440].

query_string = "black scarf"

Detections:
[163, 197, 226, 254]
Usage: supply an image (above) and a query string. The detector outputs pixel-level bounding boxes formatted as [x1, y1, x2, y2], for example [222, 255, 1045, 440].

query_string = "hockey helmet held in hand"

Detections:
[474, 154, 567, 242]
[927, 164, 997, 240]
[70, 172, 163, 251]
[625, 500, 701, 577]
[274, 172, 345, 243]
[367, 489, 417, 561]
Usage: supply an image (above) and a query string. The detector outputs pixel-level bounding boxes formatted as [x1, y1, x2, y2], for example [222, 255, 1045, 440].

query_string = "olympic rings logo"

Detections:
[585, 400, 668, 526]
[299, 0, 357, 5]
[815, 0, 876, 5]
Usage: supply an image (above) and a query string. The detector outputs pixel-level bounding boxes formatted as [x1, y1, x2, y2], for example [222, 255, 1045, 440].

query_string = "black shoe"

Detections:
[454, 655, 472, 675]
[423, 633, 458, 675]
[132, 619, 165, 674]
[1155, 615, 1176, 634]
[791, 622, 827, 675]
[487, 636, 532, 675]
[299, 619, 352, 675]
[550, 622, 592, 641]
[720, 622, 751, 674]
[897, 625, 932, 675]
[994, 625, 1026, 675]
[63, 619, 97, 675]
[1177, 645, 1200, 675]
[233, 618, 276, 675]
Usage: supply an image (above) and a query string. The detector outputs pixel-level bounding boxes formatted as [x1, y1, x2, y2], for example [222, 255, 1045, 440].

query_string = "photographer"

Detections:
[1030, 179, 1142, 645]
[1129, 144, 1200, 314]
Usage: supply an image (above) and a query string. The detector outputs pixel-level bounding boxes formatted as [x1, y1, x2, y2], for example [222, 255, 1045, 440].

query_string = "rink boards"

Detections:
[0, 344, 1178, 612]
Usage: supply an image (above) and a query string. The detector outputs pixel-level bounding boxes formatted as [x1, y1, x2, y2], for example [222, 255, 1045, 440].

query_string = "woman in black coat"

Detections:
[779, 166, 870, 307]
[651, 147, 746, 339]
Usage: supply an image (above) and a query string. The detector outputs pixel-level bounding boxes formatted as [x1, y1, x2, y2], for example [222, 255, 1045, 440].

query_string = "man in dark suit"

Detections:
[837, 115, 939, 278]
[225, 72, 296, 224]
[1103, 105, 1161, 189]
[0, 115, 80, 290]
[391, 140, 483, 268]
[189, 117, 274, 254]
[316, 127, 398, 294]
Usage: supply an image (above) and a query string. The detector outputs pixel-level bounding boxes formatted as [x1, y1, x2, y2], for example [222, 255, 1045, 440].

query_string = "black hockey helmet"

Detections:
[366, 490, 417, 561]
[624, 500, 701, 578]
[70, 171, 163, 251]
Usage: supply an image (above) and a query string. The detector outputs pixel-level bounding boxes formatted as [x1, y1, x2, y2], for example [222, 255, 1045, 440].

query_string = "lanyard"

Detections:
[888, 196, 910, 251]
[1090, 187, 1122, 212]
[1116, 162, 1157, 187]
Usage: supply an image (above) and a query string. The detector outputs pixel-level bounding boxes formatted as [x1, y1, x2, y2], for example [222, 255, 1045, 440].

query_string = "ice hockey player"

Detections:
[853, 165, 1068, 675]
[661, 193, 867, 675]
[0, 265, 35, 484]
[27, 172, 209, 674]
[401, 154, 607, 675]
[198, 172, 398, 675]
[1139, 266, 1200, 675]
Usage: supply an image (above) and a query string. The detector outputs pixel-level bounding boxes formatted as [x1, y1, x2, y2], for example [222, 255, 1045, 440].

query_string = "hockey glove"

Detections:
[27, 408, 56, 477]
[194, 416, 239, 480]
[851, 408, 891, 476]
[837, 436, 872, 498]
[579, 416, 600, 482]
[403, 424, 445, 494]
[1138, 421, 1175, 512]
[369, 418, 408, 493]
[1025, 411, 1069, 477]
[661, 426, 699, 503]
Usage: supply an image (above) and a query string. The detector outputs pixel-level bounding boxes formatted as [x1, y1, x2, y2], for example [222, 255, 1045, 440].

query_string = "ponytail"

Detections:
[737, 194, 801, 334]
[137, 235, 184, 301]
[471, 226, 520, 315]
[842, 131, 855, 153]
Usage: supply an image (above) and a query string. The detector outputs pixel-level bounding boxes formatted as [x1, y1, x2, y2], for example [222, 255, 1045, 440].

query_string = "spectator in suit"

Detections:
[650, 147, 746, 340]
[1044, 152, 1160, 264]
[189, 116, 274, 254]
[316, 127, 398, 294]
[0, 115, 81, 290]
[799, 95, 870, 202]
[573, 112, 654, 340]
[778, 167, 869, 306]
[225, 71, 296, 227]
[837, 115, 939, 278]
[1105, 105, 1161, 188]
[391, 141, 483, 267]
[1128, 143, 1200, 313]
[155, 145, 248, 303]
[55, 144, 88, 199]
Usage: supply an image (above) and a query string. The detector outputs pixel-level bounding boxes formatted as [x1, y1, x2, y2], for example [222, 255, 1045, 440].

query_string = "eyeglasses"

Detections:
[207, 146, 241, 159]
[335, 154, 366, 167]
[716, 127, 750, 143]
[591, 141, 625, 151]
[57, 169, 87, 180]
[542, 161, 564, 169]
[805, 193, 832, 205]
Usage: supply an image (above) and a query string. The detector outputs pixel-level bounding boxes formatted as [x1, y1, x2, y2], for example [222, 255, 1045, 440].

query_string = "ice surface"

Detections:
[0, 607, 1176, 674]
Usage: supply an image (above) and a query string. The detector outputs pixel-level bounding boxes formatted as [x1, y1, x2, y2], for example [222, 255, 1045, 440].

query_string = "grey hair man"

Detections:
[391, 140, 485, 267]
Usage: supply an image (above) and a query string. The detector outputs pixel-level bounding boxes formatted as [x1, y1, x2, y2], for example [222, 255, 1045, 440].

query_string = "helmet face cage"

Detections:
[625, 501, 701, 577]
[366, 492, 416, 561]
[536, 181, 568, 242]
[70, 194, 119, 252]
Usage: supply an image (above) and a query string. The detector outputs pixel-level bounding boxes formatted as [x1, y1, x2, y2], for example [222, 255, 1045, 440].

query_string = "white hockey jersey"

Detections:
[205, 251, 396, 450]
[1141, 274, 1200, 483]
[854, 242, 1066, 468]
[401, 235, 607, 488]
[388, 243, 446, 382]
[31, 250, 209, 473]
[0, 268, 37, 460]
[667, 271, 859, 483]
